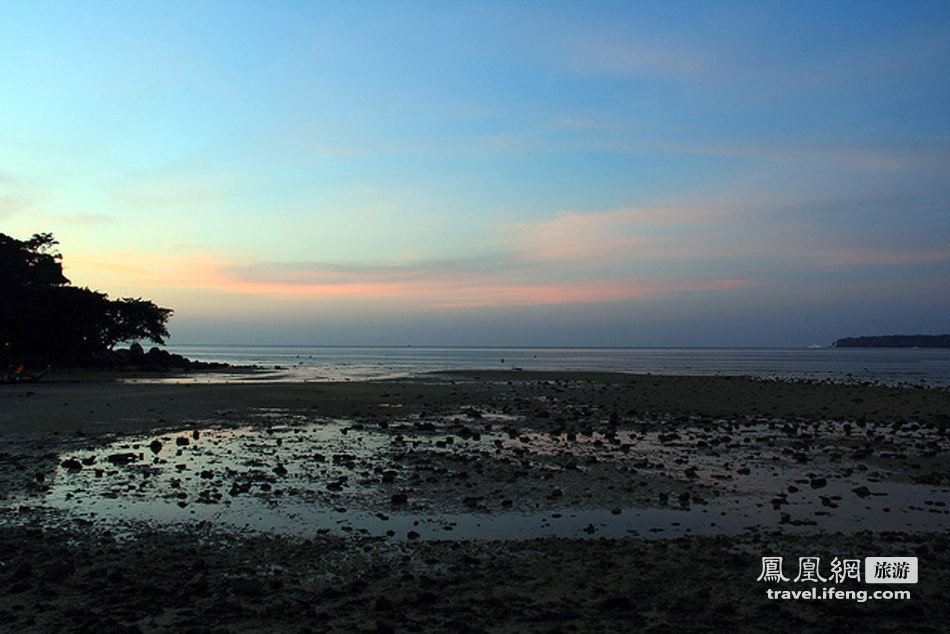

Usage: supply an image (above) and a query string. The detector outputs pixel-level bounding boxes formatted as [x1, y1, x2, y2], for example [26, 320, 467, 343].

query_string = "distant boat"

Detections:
[806, 344, 823, 349]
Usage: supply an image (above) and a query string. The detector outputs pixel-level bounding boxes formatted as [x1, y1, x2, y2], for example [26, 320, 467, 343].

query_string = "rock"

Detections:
[176, 437, 190, 447]
[231, 578, 264, 597]
[148, 440, 163, 454]
[852, 485, 871, 498]
[106, 453, 137, 466]
[407, 530, 420, 539]
[61, 458, 83, 472]
[376, 619, 398, 634]
[391, 493, 408, 504]
[273, 464, 288, 477]
[600, 596, 632, 610]
[10, 562, 31, 580]
[809, 477, 827, 489]
[42, 560, 75, 582]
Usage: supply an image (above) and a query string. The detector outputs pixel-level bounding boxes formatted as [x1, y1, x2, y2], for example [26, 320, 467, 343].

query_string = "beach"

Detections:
[1, 371, 948, 632]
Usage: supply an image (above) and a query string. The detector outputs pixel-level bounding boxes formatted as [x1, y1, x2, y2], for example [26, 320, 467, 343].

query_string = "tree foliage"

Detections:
[1, 232, 173, 365]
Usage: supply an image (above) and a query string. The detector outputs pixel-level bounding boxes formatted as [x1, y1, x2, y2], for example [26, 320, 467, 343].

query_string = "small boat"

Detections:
[807, 344, 823, 349]
[1, 365, 50, 384]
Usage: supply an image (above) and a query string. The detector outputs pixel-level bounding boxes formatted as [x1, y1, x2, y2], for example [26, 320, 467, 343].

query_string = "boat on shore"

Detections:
[1, 366, 50, 384]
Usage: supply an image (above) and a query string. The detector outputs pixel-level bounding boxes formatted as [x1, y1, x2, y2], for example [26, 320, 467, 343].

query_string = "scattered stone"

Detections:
[42, 560, 75, 582]
[600, 596, 632, 610]
[61, 458, 83, 472]
[231, 578, 264, 597]
[106, 453, 137, 466]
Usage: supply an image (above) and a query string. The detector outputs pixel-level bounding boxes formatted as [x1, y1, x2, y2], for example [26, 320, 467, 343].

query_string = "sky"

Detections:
[1, 0, 949, 347]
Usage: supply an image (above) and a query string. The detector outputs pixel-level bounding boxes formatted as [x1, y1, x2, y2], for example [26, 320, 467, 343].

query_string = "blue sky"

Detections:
[1, 1, 948, 346]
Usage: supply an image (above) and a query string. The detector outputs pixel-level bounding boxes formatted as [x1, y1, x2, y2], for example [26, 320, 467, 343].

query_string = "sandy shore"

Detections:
[1, 371, 948, 632]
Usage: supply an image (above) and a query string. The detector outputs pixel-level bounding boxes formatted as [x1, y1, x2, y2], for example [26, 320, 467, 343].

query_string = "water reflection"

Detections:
[17, 409, 950, 540]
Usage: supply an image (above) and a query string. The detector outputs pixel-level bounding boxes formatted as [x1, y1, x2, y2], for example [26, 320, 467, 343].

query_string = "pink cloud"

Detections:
[502, 205, 739, 262]
[67, 249, 759, 310]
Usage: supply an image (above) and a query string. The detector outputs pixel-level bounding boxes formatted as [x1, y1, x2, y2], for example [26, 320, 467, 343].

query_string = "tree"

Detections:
[104, 297, 173, 349]
[0, 232, 69, 288]
[1, 231, 173, 365]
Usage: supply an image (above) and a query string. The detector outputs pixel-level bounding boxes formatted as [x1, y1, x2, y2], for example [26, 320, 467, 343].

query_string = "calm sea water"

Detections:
[163, 345, 950, 386]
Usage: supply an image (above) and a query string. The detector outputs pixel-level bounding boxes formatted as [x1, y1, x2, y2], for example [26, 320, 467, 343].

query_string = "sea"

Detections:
[162, 345, 950, 387]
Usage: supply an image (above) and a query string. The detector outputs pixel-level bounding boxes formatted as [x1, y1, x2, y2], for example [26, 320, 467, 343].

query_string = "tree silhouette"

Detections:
[1, 232, 173, 366]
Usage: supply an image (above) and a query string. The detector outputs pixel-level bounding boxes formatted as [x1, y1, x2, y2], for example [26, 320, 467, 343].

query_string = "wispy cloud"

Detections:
[65, 246, 759, 311]
[557, 30, 711, 79]
[31, 212, 114, 226]
[0, 196, 24, 218]
[667, 141, 950, 172]
[501, 195, 950, 276]
[501, 205, 741, 263]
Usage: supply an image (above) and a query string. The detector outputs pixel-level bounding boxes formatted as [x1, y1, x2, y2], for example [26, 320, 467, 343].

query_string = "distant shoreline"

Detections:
[833, 334, 950, 348]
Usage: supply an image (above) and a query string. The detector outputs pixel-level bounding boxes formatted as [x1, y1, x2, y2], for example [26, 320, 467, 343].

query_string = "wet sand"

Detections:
[1, 371, 948, 632]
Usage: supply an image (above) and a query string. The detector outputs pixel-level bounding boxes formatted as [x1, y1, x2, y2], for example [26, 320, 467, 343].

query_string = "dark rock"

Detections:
[42, 560, 75, 582]
[391, 493, 408, 504]
[852, 485, 871, 498]
[376, 619, 397, 634]
[809, 477, 827, 489]
[61, 458, 83, 472]
[10, 562, 32, 580]
[231, 578, 264, 597]
[148, 440, 163, 454]
[601, 596, 633, 610]
[106, 453, 137, 466]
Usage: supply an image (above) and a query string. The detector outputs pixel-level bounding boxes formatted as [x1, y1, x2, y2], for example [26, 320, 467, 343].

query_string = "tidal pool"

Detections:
[14, 409, 950, 540]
